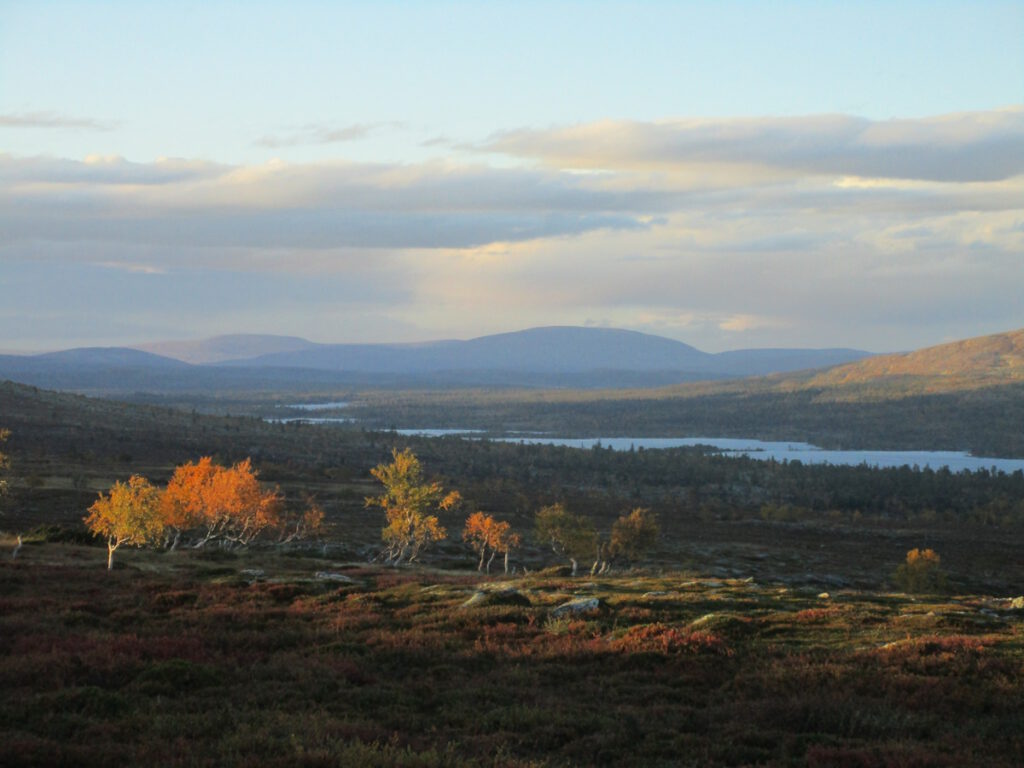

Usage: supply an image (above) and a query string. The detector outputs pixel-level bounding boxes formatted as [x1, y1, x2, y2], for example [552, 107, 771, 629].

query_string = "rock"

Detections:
[550, 597, 606, 618]
[1008, 596, 1024, 610]
[240, 568, 265, 581]
[461, 588, 532, 609]
[688, 613, 753, 636]
[642, 591, 671, 598]
[315, 571, 356, 583]
[817, 592, 831, 600]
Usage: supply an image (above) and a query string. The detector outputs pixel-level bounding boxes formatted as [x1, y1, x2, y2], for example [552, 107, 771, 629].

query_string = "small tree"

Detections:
[463, 512, 519, 574]
[161, 457, 282, 547]
[161, 456, 219, 548]
[497, 525, 521, 575]
[367, 448, 460, 565]
[535, 503, 596, 576]
[608, 507, 659, 570]
[893, 548, 947, 593]
[278, 495, 326, 544]
[84, 475, 164, 569]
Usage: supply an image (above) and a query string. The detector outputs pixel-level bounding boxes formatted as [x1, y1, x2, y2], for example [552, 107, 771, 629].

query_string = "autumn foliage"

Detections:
[367, 448, 460, 565]
[894, 547, 947, 593]
[84, 474, 164, 569]
[162, 457, 283, 547]
[463, 511, 520, 573]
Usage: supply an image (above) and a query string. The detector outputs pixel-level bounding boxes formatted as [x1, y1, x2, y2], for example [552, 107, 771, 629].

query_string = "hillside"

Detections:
[807, 328, 1024, 391]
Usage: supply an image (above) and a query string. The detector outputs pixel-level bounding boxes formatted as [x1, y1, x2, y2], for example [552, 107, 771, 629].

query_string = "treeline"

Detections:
[349, 382, 1024, 457]
[406, 437, 1024, 529]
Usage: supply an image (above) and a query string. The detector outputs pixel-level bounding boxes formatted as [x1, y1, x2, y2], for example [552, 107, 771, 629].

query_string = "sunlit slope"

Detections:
[807, 328, 1024, 391]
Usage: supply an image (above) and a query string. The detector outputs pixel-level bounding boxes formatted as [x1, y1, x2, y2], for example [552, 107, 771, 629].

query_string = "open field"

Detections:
[2, 545, 1023, 767]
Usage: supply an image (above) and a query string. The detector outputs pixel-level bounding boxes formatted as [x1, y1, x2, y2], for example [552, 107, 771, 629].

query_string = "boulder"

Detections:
[461, 588, 532, 609]
[315, 571, 356, 583]
[549, 596, 607, 618]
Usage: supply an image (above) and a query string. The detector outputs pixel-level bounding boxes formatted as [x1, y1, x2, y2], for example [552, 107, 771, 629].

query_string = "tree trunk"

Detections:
[478, 547, 486, 572]
[570, 558, 578, 576]
[486, 550, 496, 574]
[107, 539, 116, 570]
[504, 549, 510, 574]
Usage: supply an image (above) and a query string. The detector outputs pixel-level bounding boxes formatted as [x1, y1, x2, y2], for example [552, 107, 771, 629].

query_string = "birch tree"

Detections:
[84, 475, 164, 569]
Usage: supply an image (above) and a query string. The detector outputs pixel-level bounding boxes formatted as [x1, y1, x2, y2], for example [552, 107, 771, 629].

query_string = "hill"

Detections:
[807, 328, 1024, 392]
[226, 326, 714, 373]
[205, 325, 870, 379]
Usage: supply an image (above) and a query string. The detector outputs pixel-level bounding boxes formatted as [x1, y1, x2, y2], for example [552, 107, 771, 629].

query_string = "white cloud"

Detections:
[480, 107, 1024, 182]
[0, 111, 116, 131]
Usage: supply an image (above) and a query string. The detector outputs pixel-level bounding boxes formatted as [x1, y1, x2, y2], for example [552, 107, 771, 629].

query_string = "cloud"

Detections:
[0, 111, 116, 130]
[0, 155, 656, 253]
[255, 121, 405, 148]
[4, 108, 1022, 352]
[480, 107, 1024, 183]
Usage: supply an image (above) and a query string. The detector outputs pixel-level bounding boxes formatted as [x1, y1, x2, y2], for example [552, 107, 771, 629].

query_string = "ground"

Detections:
[2, 542, 1022, 767]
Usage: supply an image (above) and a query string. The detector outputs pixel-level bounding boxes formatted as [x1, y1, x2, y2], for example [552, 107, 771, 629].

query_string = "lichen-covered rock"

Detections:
[461, 588, 532, 609]
[315, 571, 356, 583]
[549, 596, 606, 618]
[1008, 596, 1024, 610]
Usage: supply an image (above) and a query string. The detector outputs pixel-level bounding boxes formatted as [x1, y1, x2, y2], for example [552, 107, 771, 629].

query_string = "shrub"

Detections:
[893, 548, 947, 594]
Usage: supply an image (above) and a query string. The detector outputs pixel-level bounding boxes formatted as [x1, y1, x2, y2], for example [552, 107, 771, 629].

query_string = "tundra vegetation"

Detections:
[3, 382, 1024, 766]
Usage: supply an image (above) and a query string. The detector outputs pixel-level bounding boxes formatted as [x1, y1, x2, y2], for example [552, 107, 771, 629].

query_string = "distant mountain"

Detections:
[808, 328, 1024, 389]
[218, 326, 871, 377]
[226, 327, 715, 373]
[7, 347, 188, 370]
[0, 326, 876, 393]
[136, 334, 317, 365]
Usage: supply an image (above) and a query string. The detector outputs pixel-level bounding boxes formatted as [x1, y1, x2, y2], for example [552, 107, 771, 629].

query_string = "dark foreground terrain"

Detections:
[3, 379, 1024, 766]
[1, 546, 1023, 768]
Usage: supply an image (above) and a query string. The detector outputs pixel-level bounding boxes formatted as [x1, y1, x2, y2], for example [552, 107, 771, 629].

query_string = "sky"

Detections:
[1, 1, 1022, 353]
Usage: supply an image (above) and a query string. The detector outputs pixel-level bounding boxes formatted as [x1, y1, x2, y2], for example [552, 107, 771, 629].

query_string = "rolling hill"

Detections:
[807, 328, 1024, 391]
[143, 326, 872, 378]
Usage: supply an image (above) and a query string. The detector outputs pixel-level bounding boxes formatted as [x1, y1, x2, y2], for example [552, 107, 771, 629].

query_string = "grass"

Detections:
[2, 543, 1022, 767]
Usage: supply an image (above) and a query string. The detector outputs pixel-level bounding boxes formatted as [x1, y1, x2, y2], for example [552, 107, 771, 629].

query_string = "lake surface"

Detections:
[488, 436, 1024, 473]
[284, 401, 350, 411]
[266, 416, 355, 424]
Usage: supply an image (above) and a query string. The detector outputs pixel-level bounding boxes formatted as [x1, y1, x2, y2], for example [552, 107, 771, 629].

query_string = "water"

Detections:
[394, 428, 486, 437]
[283, 401, 350, 411]
[266, 417, 355, 424]
[490, 436, 1024, 473]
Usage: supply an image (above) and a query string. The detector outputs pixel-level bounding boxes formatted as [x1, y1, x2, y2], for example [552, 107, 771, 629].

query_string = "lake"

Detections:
[391, 430, 1024, 473]
[490, 436, 1024, 473]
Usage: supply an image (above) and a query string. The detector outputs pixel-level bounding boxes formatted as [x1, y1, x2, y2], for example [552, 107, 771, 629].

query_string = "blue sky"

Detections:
[1, 1, 1022, 351]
